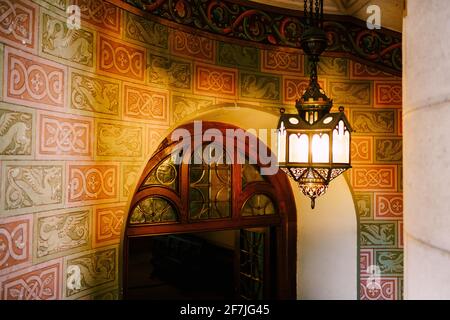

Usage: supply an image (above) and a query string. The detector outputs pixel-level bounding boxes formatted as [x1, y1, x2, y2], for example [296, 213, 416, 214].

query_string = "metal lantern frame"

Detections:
[277, 0, 353, 208]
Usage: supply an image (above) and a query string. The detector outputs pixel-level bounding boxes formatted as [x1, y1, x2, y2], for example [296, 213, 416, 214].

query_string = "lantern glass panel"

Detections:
[289, 133, 309, 163]
[332, 120, 350, 163]
[278, 122, 287, 162]
[312, 133, 329, 163]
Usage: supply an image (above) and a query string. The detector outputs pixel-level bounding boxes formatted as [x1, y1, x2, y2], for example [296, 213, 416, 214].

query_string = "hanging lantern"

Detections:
[277, 0, 353, 209]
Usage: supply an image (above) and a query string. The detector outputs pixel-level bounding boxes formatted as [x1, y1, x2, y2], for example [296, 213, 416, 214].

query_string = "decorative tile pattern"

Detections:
[316, 56, 348, 78]
[398, 110, 402, 136]
[353, 193, 373, 220]
[374, 82, 402, 108]
[375, 193, 403, 220]
[240, 71, 280, 102]
[194, 64, 236, 97]
[217, 42, 259, 69]
[171, 30, 215, 63]
[93, 204, 125, 247]
[64, 246, 117, 299]
[350, 61, 398, 80]
[360, 249, 373, 276]
[95, 120, 143, 160]
[120, 163, 142, 201]
[69, 69, 120, 118]
[351, 136, 373, 164]
[40, 0, 66, 10]
[37, 111, 93, 160]
[40, 10, 94, 69]
[0, 259, 62, 300]
[351, 110, 396, 135]
[123, 82, 169, 125]
[73, 0, 121, 35]
[374, 249, 403, 276]
[398, 165, 403, 192]
[67, 162, 118, 206]
[0, 0, 38, 53]
[123, 11, 168, 49]
[0, 103, 34, 159]
[283, 77, 325, 103]
[3, 46, 66, 110]
[360, 222, 397, 248]
[261, 50, 303, 75]
[91, 286, 119, 300]
[329, 80, 371, 106]
[147, 127, 168, 156]
[360, 277, 397, 300]
[97, 34, 145, 82]
[34, 208, 91, 263]
[1, 161, 64, 215]
[351, 165, 397, 192]
[148, 54, 191, 90]
[0, 215, 32, 275]
[375, 137, 402, 163]
[398, 221, 403, 248]
[172, 93, 215, 123]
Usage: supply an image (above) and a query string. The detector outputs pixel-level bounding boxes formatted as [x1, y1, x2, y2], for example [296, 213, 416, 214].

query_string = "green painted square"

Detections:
[375, 137, 403, 163]
[217, 42, 259, 70]
[306, 56, 348, 78]
[171, 93, 215, 123]
[374, 249, 403, 276]
[148, 54, 192, 90]
[124, 11, 168, 49]
[360, 221, 397, 248]
[353, 192, 373, 220]
[239, 71, 281, 102]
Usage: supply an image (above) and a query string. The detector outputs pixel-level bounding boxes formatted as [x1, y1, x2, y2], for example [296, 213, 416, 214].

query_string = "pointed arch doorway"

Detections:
[122, 122, 297, 299]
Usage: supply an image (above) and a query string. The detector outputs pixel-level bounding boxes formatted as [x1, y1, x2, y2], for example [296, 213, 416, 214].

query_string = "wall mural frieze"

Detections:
[119, 0, 402, 75]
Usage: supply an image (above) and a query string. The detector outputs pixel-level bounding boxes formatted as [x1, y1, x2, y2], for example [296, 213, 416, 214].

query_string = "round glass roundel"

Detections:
[323, 116, 333, 124]
[289, 117, 299, 125]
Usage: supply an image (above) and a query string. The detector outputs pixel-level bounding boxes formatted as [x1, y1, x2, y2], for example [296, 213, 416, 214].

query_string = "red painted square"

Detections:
[0, 259, 62, 300]
[3, 46, 66, 110]
[194, 64, 237, 97]
[0, 215, 32, 275]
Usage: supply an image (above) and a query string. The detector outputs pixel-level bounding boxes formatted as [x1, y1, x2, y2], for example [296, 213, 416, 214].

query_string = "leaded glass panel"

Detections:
[242, 164, 264, 187]
[130, 197, 178, 224]
[189, 144, 231, 220]
[143, 157, 179, 191]
[241, 194, 276, 216]
[239, 229, 265, 300]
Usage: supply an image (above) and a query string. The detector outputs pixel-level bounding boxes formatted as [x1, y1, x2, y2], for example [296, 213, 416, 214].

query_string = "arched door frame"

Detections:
[122, 121, 297, 299]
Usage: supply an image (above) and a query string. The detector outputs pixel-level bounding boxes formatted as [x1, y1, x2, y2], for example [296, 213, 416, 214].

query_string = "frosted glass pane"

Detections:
[289, 134, 308, 163]
[278, 122, 286, 162]
[312, 134, 329, 163]
[333, 120, 350, 163]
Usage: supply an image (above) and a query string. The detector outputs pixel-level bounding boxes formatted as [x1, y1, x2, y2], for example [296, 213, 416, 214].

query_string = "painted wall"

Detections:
[0, 0, 402, 300]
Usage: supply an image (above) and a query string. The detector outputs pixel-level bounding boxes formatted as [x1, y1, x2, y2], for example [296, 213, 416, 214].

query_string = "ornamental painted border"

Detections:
[115, 0, 402, 76]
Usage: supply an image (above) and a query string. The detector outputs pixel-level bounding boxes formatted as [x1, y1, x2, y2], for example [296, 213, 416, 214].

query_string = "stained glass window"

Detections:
[239, 229, 265, 300]
[241, 194, 276, 216]
[143, 156, 179, 191]
[130, 197, 178, 224]
[189, 144, 231, 220]
[242, 163, 264, 187]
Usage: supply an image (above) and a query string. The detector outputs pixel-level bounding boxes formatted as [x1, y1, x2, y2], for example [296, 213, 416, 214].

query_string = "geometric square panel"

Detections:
[0, 258, 62, 300]
[360, 276, 398, 300]
[0, 214, 33, 275]
[93, 204, 126, 248]
[375, 193, 403, 220]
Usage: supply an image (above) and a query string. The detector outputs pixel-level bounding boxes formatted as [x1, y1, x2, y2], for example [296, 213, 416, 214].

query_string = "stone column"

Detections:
[404, 0, 450, 299]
